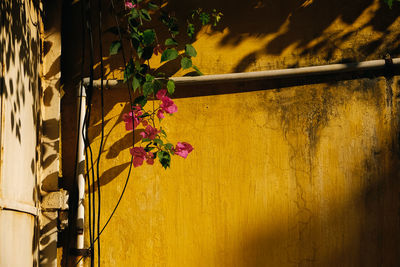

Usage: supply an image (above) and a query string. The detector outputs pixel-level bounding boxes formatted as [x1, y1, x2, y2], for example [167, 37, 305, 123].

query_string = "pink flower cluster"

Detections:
[140, 125, 160, 140]
[122, 105, 146, 131]
[125, 1, 137, 9]
[156, 89, 177, 119]
[121, 90, 193, 168]
[130, 147, 154, 167]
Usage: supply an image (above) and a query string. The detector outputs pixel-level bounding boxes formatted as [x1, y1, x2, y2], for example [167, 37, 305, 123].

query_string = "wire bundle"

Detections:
[72, 0, 135, 266]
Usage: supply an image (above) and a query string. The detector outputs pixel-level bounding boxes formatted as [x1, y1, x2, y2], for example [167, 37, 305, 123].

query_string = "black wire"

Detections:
[96, 0, 105, 265]
[75, 0, 137, 265]
[85, 0, 96, 265]
[73, 155, 134, 266]
[81, 0, 93, 259]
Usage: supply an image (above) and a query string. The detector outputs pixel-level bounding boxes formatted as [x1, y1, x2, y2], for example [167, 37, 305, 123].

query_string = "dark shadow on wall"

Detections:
[166, 0, 400, 72]
[62, 0, 400, 83]
[235, 149, 399, 266]
[173, 67, 400, 99]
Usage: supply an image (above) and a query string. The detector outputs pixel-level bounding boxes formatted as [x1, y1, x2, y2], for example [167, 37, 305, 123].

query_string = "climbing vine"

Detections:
[109, 0, 222, 168]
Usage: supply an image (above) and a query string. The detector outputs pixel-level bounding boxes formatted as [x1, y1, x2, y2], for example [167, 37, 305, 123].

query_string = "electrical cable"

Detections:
[80, 0, 93, 260]
[85, 0, 96, 265]
[74, 0, 137, 265]
[95, 0, 105, 265]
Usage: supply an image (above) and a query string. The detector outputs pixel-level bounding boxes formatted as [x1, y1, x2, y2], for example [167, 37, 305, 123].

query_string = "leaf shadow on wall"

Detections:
[166, 0, 400, 73]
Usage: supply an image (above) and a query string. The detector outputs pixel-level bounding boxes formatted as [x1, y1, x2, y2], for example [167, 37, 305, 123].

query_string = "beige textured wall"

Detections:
[0, 0, 41, 266]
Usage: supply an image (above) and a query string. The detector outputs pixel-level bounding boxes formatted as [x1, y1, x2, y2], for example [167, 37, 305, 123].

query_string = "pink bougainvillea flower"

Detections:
[122, 105, 143, 131]
[157, 109, 165, 119]
[129, 147, 155, 167]
[156, 89, 167, 100]
[122, 112, 133, 131]
[125, 1, 136, 9]
[140, 125, 160, 140]
[160, 96, 178, 114]
[156, 89, 177, 114]
[174, 142, 194, 158]
[130, 147, 147, 167]
[146, 152, 155, 165]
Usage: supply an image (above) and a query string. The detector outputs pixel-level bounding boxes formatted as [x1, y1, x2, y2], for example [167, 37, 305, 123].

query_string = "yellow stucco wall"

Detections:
[61, 0, 400, 266]
[86, 77, 400, 267]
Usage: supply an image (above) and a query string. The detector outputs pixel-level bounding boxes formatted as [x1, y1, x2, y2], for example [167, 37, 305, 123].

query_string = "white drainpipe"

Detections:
[76, 83, 86, 266]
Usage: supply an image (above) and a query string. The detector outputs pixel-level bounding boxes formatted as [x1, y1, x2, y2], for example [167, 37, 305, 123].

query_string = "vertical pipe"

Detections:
[76, 84, 86, 265]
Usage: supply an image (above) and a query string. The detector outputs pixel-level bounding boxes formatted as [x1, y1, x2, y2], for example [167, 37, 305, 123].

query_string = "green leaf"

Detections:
[143, 81, 154, 96]
[109, 41, 121, 55]
[199, 12, 210, 25]
[185, 44, 197, 57]
[385, 0, 393, 8]
[131, 34, 141, 50]
[132, 76, 140, 91]
[161, 48, 179, 62]
[129, 16, 140, 28]
[145, 74, 155, 82]
[124, 59, 135, 82]
[165, 143, 174, 151]
[181, 57, 192, 70]
[140, 46, 154, 60]
[157, 151, 171, 169]
[167, 80, 175, 95]
[133, 95, 147, 107]
[148, 2, 159, 10]
[143, 29, 155, 46]
[191, 8, 200, 19]
[153, 79, 162, 93]
[142, 138, 151, 143]
[153, 139, 164, 146]
[192, 65, 203, 75]
[212, 11, 223, 26]
[138, 63, 149, 75]
[140, 9, 151, 21]
[165, 38, 178, 46]
[187, 23, 195, 38]
[130, 8, 140, 19]
[137, 46, 144, 58]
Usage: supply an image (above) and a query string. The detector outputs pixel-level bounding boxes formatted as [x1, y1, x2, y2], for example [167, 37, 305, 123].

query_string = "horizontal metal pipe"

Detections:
[82, 58, 400, 87]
